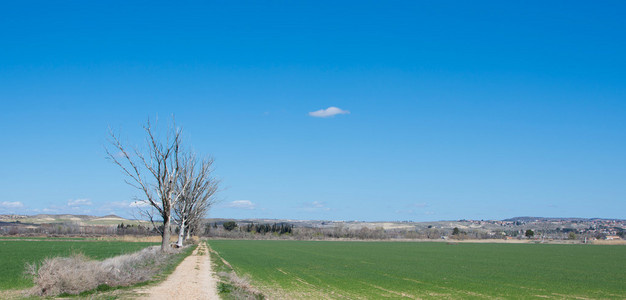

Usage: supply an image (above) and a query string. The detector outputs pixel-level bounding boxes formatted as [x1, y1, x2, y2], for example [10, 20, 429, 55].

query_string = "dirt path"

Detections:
[137, 242, 219, 300]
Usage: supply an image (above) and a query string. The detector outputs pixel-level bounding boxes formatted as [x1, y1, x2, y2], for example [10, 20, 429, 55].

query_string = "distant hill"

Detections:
[503, 216, 624, 222]
[1, 214, 622, 228]
[0, 214, 139, 226]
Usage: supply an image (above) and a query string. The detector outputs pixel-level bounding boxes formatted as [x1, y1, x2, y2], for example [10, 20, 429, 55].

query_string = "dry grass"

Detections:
[187, 236, 200, 244]
[592, 239, 626, 245]
[26, 246, 171, 296]
[226, 272, 261, 295]
[217, 271, 263, 300]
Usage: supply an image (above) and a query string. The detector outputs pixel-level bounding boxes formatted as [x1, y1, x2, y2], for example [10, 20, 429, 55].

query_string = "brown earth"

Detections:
[136, 242, 219, 300]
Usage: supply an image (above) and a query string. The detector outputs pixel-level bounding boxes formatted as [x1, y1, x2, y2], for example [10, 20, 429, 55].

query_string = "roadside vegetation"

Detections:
[26, 246, 167, 296]
[24, 242, 196, 297]
[73, 243, 196, 299]
[209, 240, 626, 299]
[0, 240, 156, 290]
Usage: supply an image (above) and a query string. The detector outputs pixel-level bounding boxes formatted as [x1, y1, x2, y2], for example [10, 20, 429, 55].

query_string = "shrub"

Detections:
[568, 232, 577, 240]
[26, 246, 169, 296]
[217, 271, 264, 300]
[223, 221, 237, 231]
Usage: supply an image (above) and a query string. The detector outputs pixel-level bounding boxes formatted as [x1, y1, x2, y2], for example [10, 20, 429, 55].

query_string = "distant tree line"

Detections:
[2, 220, 623, 242]
[116, 223, 155, 235]
[243, 223, 293, 234]
[204, 221, 293, 236]
[0, 222, 160, 236]
[200, 223, 620, 241]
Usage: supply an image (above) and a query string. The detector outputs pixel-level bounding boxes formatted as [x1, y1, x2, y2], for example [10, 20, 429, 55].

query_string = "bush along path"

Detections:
[26, 245, 171, 297]
[137, 242, 219, 299]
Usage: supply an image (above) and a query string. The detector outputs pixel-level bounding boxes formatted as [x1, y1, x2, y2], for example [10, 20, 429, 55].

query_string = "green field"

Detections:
[0, 240, 157, 290]
[0, 236, 89, 241]
[209, 240, 626, 299]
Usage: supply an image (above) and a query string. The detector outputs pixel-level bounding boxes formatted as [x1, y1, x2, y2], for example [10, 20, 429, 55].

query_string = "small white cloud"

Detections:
[71, 206, 92, 214]
[310, 201, 325, 208]
[226, 200, 256, 210]
[106, 201, 132, 208]
[300, 201, 331, 212]
[129, 200, 150, 208]
[1, 201, 24, 208]
[67, 199, 92, 206]
[308, 106, 350, 118]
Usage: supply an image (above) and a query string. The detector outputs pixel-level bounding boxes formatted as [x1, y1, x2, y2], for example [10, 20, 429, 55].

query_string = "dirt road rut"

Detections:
[138, 242, 219, 300]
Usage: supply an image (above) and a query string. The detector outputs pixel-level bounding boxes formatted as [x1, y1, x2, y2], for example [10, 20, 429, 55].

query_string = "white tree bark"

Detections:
[173, 154, 218, 244]
[176, 217, 186, 248]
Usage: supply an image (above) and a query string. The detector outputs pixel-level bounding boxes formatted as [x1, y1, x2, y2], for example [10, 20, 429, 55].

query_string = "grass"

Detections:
[0, 236, 88, 240]
[208, 240, 626, 299]
[208, 242, 264, 300]
[0, 240, 157, 290]
[209, 243, 237, 298]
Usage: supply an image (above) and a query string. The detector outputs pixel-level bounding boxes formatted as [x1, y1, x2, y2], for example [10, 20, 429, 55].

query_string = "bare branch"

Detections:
[173, 152, 219, 245]
[106, 118, 190, 252]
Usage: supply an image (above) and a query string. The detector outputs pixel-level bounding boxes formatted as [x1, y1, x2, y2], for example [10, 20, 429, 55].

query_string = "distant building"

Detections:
[605, 235, 621, 240]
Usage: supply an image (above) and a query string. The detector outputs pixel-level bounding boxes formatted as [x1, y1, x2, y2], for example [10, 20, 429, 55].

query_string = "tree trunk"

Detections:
[162, 215, 172, 252]
[176, 218, 186, 248]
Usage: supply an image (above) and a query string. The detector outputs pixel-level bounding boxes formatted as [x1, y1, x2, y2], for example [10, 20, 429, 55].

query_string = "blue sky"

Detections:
[1, 1, 625, 221]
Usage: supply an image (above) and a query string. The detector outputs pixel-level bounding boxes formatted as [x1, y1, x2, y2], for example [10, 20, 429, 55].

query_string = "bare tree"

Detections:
[106, 119, 188, 252]
[174, 153, 218, 247]
[539, 221, 551, 243]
